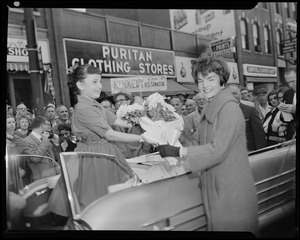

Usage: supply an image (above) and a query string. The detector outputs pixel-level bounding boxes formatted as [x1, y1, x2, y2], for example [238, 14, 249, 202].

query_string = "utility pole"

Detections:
[24, 8, 44, 116]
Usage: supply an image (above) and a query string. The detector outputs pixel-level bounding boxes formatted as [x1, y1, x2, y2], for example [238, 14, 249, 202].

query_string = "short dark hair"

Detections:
[31, 116, 47, 129]
[267, 90, 279, 105]
[191, 53, 230, 86]
[58, 123, 72, 132]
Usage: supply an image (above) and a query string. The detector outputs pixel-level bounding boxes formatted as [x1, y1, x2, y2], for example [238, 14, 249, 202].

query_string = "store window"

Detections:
[292, 3, 297, 19]
[275, 3, 281, 15]
[276, 29, 283, 56]
[264, 26, 271, 54]
[286, 3, 291, 18]
[240, 18, 249, 50]
[253, 22, 261, 52]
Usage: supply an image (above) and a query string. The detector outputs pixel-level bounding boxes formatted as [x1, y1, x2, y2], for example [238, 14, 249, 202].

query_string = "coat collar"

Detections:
[201, 88, 237, 123]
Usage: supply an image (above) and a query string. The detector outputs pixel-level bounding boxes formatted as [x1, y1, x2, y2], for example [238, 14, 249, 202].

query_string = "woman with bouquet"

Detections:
[48, 64, 146, 219]
[157, 53, 259, 236]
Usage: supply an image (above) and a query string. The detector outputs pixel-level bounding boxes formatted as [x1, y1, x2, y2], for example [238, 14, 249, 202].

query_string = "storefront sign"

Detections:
[7, 37, 51, 63]
[243, 64, 277, 77]
[110, 75, 167, 93]
[63, 39, 176, 77]
[209, 37, 235, 56]
[281, 38, 297, 54]
[175, 56, 198, 83]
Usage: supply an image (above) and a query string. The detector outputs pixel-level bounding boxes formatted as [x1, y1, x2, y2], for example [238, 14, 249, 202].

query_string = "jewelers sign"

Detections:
[110, 75, 167, 94]
[63, 38, 176, 77]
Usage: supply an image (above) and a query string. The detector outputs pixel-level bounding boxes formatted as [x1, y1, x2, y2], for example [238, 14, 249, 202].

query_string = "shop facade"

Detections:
[45, 9, 210, 107]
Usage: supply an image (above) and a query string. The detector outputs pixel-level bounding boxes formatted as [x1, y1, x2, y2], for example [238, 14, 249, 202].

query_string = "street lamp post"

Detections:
[24, 8, 44, 116]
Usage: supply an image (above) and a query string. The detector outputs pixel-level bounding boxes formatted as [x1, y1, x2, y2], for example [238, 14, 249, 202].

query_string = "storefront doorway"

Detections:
[7, 72, 33, 112]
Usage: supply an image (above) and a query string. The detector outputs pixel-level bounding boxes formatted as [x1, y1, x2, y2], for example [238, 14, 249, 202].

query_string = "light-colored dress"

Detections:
[48, 95, 131, 217]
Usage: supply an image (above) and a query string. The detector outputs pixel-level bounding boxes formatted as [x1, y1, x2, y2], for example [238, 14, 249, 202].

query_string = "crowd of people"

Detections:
[5, 55, 296, 234]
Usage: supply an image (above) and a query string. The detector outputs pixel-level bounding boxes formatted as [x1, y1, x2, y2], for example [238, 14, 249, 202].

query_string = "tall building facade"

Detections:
[169, 3, 297, 92]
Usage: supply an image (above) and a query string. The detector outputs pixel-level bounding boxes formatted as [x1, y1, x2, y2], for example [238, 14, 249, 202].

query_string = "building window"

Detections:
[264, 26, 271, 54]
[261, 2, 268, 9]
[292, 3, 297, 19]
[286, 3, 291, 18]
[276, 29, 283, 56]
[253, 22, 261, 52]
[275, 3, 281, 15]
[240, 18, 249, 50]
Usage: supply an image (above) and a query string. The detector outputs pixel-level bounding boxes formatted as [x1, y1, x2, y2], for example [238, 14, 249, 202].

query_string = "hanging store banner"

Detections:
[227, 62, 239, 84]
[63, 38, 176, 77]
[175, 56, 198, 83]
[110, 75, 167, 94]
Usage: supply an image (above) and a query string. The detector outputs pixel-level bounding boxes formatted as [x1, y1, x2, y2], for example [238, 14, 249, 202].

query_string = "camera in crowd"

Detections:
[47, 131, 55, 139]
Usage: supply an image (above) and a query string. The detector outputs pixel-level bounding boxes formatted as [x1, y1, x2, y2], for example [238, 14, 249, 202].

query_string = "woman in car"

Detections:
[48, 64, 145, 220]
[157, 53, 259, 236]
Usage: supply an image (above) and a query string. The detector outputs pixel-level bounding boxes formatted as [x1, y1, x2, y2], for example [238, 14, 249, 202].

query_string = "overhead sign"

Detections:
[281, 38, 297, 54]
[7, 37, 51, 63]
[110, 75, 167, 94]
[63, 38, 176, 77]
[286, 20, 297, 33]
[209, 37, 235, 56]
[243, 64, 277, 77]
[169, 9, 236, 40]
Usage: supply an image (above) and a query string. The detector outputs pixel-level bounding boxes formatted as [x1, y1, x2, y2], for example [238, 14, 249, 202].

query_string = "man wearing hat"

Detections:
[44, 103, 57, 127]
[255, 88, 272, 121]
[113, 89, 134, 110]
[112, 90, 152, 158]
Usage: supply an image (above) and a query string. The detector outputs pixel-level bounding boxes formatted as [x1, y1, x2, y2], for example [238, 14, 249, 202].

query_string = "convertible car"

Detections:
[5, 138, 296, 236]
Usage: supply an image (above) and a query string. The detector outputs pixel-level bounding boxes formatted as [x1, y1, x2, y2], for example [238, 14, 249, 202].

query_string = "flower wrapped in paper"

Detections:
[139, 93, 184, 166]
[116, 103, 145, 125]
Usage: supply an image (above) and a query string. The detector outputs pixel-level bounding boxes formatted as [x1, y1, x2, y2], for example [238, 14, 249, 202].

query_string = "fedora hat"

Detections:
[113, 90, 134, 104]
[255, 88, 267, 95]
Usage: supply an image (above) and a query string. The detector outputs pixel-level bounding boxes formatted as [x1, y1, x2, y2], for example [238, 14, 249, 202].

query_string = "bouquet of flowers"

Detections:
[116, 103, 145, 125]
[140, 93, 184, 165]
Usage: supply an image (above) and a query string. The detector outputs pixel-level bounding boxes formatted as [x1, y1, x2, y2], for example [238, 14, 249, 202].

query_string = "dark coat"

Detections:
[283, 88, 297, 140]
[188, 88, 259, 235]
[239, 103, 266, 151]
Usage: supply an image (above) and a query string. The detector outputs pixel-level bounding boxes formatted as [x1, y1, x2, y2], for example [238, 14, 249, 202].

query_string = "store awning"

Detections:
[181, 83, 199, 93]
[7, 62, 29, 71]
[245, 76, 278, 83]
[101, 78, 195, 96]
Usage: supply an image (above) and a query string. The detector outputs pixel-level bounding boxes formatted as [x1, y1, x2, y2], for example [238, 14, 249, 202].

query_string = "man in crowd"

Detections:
[44, 103, 57, 127]
[180, 92, 208, 147]
[51, 105, 71, 135]
[15, 103, 33, 129]
[240, 87, 255, 107]
[255, 88, 272, 121]
[169, 96, 184, 116]
[185, 99, 197, 115]
[229, 85, 266, 151]
[23, 116, 61, 182]
[58, 123, 77, 152]
[278, 66, 297, 140]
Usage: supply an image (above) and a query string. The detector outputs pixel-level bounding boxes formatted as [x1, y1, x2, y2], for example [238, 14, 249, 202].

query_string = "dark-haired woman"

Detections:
[157, 54, 259, 236]
[48, 64, 145, 219]
[263, 90, 289, 146]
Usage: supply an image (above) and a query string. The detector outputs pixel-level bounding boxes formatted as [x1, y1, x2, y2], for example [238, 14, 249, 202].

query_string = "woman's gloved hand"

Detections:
[157, 145, 180, 158]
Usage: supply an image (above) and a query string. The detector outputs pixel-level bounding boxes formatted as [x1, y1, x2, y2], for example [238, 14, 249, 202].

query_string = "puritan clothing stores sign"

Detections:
[63, 39, 176, 77]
